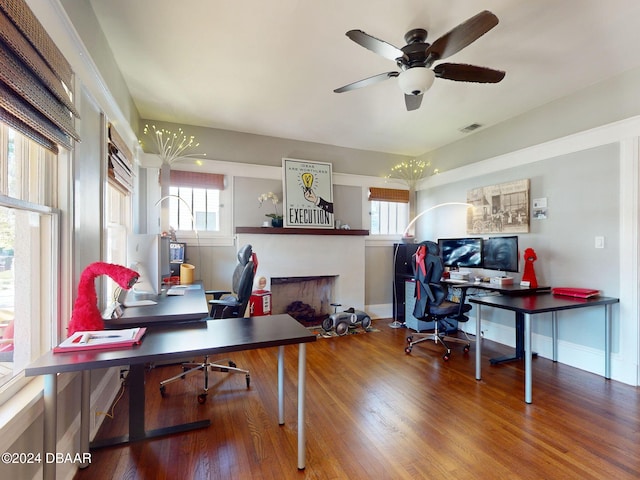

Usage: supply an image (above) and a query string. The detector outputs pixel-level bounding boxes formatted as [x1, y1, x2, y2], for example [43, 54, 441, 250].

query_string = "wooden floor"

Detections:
[74, 321, 639, 480]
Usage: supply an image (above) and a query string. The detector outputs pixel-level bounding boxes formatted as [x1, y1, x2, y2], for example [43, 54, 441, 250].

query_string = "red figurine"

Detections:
[521, 248, 538, 288]
[67, 262, 139, 336]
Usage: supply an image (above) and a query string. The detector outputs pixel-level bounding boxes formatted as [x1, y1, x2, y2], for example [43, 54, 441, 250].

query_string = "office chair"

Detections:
[404, 241, 472, 361]
[159, 245, 255, 403]
[204, 244, 258, 317]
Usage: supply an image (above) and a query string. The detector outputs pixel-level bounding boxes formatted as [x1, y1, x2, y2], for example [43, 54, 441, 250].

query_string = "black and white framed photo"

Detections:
[466, 179, 530, 234]
[282, 158, 334, 228]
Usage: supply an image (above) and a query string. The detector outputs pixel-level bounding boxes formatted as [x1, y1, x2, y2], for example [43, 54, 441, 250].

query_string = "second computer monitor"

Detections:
[482, 235, 519, 273]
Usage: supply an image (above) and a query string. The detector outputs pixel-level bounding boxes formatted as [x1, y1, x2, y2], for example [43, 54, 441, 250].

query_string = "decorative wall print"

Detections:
[467, 179, 530, 234]
[283, 158, 334, 228]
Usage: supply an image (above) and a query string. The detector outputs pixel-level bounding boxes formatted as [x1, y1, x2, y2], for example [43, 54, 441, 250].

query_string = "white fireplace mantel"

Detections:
[236, 227, 368, 310]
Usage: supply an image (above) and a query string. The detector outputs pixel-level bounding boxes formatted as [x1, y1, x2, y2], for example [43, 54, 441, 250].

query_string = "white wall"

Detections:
[414, 120, 640, 386]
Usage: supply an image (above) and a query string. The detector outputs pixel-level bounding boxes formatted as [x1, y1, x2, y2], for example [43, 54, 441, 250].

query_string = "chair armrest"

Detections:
[205, 289, 231, 300]
[209, 297, 240, 308]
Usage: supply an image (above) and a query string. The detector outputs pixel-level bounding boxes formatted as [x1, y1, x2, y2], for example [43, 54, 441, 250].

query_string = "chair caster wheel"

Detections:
[463, 344, 470, 353]
[406, 336, 413, 343]
[197, 393, 207, 404]
[229, 361, 237, 368]
[159, 385, 166, 397]
[405, 346, 412, 354]
[246, 374, 251, 388]
[443, 351, 451, 361]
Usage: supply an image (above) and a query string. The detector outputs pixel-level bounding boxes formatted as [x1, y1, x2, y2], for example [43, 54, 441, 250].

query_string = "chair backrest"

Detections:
[231, 244, 253, 293]
[412, 241, 447, 319]
[234, 257, 256, 317]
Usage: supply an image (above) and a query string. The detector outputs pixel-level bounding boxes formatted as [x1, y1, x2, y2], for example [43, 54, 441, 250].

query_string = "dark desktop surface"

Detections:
[105, 282, 209, 328]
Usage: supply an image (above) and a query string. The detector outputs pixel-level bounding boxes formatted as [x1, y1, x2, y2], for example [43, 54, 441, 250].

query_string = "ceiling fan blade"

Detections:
[334, 71, 399, 93]
[434, 63, 505, 83]
[404, 93, 423, 111]
[346, 30, 404, 62]
[425, 10, 499, 63]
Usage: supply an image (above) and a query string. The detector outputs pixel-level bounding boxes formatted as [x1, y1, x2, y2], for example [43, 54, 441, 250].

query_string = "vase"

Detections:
[271, 217, 283, 228]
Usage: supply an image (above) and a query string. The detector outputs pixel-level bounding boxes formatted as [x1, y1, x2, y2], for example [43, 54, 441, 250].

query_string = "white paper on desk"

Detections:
[124, 299, 158, 307]
[167, 288, 186, 296]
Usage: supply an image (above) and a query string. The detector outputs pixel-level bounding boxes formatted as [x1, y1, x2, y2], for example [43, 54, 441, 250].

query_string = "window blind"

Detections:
[170, 170, 225, 190]
[107, 124, 133, 193]
[0, 0, 80, 153]
[368, 187, 409, 203]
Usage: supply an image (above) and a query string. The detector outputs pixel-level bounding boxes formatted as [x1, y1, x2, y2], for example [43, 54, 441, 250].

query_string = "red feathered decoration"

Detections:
[68, 262, 139, 336]
[521, 248, 538, 288]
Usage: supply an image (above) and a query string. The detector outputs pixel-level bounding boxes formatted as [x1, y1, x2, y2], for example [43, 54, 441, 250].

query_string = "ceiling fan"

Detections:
[334, 10, 506, 111]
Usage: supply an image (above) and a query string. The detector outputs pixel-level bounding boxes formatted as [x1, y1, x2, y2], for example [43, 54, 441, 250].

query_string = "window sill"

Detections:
[365, 235, 404, 247]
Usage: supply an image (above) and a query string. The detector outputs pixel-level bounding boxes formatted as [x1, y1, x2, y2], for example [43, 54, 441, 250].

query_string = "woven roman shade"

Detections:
[107, 124, 133, 193]
[0, 0, 80, 152]
[368, 187, 410, 203]
[170, 170, 225, 190]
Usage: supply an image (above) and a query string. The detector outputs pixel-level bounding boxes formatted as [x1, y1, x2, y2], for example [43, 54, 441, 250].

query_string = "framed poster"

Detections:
[283, 158, 334, 228]
[467, 179, 530, 234]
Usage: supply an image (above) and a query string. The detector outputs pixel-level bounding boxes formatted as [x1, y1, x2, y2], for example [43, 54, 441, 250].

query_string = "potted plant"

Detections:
[259, 192, 283, 227]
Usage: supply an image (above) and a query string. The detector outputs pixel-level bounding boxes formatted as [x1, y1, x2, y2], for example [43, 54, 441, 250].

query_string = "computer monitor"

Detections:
[437, 237, 483, 268]
[169, 241, 186, 276]
[482, 236, 519, 273]
[126, 234, 171, 295]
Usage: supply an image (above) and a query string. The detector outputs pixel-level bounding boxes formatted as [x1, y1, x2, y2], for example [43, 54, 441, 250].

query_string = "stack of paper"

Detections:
[54, 327, 146, 353]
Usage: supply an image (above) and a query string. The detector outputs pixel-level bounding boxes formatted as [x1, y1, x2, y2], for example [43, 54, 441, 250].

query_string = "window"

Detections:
[105, 124, 132, 303]
[105, 184, 130, 303]
[370, 200, 409, 235]
[369, 187, 409, 235]
[0, 123, 58, 397]
[169, 186, 220, 232]
[168, 170, 227, 236]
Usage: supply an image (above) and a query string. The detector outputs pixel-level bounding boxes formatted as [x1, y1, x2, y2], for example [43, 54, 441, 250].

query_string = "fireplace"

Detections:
[271, 275, 337, 324]
[236, 227, 367, 314]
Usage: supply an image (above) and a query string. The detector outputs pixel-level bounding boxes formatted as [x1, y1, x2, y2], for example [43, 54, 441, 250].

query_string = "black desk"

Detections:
[445, 281, 551, 363]
[469, 293, 619, 403]
[106, 283, 209, 327]
[25, 314, 316, 480]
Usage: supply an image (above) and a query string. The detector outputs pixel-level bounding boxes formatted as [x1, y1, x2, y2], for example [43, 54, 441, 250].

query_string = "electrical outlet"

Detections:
[595, 236, 605, 249]
[119, 368, 129, 379]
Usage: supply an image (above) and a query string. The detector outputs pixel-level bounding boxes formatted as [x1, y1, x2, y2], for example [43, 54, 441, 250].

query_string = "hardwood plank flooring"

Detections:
[74, 321, 639, 479]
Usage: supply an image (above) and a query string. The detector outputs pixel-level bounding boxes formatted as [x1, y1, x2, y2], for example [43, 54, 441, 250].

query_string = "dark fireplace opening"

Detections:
[271, 275, 336, 326]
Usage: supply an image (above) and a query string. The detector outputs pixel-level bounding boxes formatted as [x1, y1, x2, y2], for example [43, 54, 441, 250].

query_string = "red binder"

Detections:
[552, 287, 600, 299]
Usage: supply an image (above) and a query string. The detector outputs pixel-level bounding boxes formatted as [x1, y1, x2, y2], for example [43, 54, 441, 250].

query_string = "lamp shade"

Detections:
[397, 67, 435, 96]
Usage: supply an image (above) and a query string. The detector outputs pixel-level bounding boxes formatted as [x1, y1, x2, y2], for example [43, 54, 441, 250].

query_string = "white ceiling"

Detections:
[88, 0, 640, 157]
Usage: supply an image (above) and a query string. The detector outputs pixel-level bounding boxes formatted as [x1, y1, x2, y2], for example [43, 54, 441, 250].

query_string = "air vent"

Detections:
[459, 123, 483, 133]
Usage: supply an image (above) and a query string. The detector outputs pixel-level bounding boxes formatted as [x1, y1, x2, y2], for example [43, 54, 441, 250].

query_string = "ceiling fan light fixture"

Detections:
[398, 67, 435, 96]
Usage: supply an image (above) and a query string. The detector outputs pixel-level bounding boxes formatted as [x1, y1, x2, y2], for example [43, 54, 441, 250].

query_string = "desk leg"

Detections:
[475, 305, 482, 380]
[278, 346, 284, 425]
[552, 311, 558, 362]
[80, 371, 90, 468]
[605, 304, 611, 379]
[298, 343, 307, 470]
[490, 312, 538, 365]
[91, 364, 210, 449]
[524, 313, 533, 404]
[128, 364, 146, 440]
[43, 373, 57, 480]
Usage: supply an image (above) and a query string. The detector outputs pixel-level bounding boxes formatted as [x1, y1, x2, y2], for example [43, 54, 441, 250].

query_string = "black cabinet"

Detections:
[392, 243, 419, 322]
